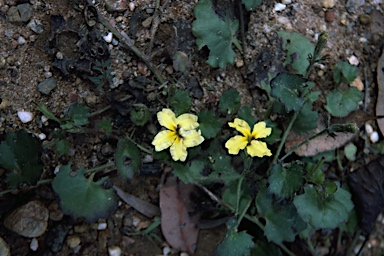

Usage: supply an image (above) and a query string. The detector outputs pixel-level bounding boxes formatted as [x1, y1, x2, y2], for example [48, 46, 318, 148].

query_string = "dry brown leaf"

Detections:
[285, 117, 356, 157]
[376, 47, 384, 136]
[160, 176, 200, 255]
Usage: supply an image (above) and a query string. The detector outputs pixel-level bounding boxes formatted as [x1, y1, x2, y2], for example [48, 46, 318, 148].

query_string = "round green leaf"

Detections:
[325, 87, 362, 117]
[268, 163, 304, 198]
[168, 90, 191, 116]
[293, 184, 354, 229]
[219, 88, 240, 115]
[52, 164, 118, 222]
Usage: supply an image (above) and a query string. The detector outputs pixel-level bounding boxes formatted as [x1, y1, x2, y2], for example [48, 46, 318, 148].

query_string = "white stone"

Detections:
[108, 246, 122, 256]
[163, 246, 171, 256]
[365, 123, 373, 135]
[17, 111, 33, 123]
[348, 55, 359, 66]
[37, 133, 46, 140]
[41, 115, 48, 123]
[281, 0, 292, 4]
[103, 32, 113, 43]
[274, 3, 286, 11]
[97, 223, 107, 230]
[30, 238, 38, 251]
[17, 36, 26, 45]
[322, 0, 335, 8]
[56, 51, 64, 60]
[370, 132, 379, 143]
[129, 2, 135, 12]
[359, 37, 368, 43]
[54, 165, 61, 174]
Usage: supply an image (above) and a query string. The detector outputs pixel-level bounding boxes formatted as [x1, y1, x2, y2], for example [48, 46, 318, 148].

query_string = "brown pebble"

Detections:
[325, 9, 334, 22]
[137, 62, 148, 76]
[358, 14, 371, 25]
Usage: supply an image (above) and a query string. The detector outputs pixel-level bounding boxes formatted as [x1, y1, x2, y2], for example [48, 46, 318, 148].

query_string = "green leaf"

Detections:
[238, 105, 258, 127]
[268, 163, 304, 198]
[219, 88, 241, 115]
[256, 186, 305, 244]
[344, 143, 357, 161]
[114, 138, 141, 179]
[36, 102, 62, 124]
[209, 152, 240, 184]
[95, 119, 113, 135]
[67, 103, 90, 126]
[293, 103, 319, 133]
[333, 61, 359, 84]
[293, 184, 354, 229]
[192, 0, 239, 68]
[52, 163, 118, 222]
[130, 104, 150, 126]
[242, 0, 262, 10]
[55, 139, 69, 155]
[0, 130, 43, 188]
[278, 31, 314, 75]
[215, 219, 255, 256]
[270, 73, 307, 112]
[197, 110, 222, 139]
[168, 89, 191, 116]
[173, 159, 206, 184]
[325, 87, 362, 117]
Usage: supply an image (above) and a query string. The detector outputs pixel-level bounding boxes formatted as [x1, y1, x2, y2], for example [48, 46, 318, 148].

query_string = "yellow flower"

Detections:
[225, 118, 272, 157]
[152, 108, 204, 161]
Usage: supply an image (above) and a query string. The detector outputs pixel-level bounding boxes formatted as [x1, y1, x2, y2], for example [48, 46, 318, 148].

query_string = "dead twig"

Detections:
[84, 0, 165, 85]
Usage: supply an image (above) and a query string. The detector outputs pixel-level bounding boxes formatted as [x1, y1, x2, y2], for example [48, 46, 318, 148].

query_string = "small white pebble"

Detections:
[365, 123, 373, 135]
[103, 32, 113, 43]
[118, 201, 122, 206]
[274, 3, 286, 11]
[37, 133, 46, 140]
[30, 238, 38, 251]
[108, 246, 122, 256]
[348, 55, 359, 66]
[54, 165, 61, 174]
[143, 154, 154, 163]
[44, 71, 53, 78]
[370, 131, 379, 143]
[281, 0, 291, 4]
[132, 216, 141, 227]
[17, 36, 26, 44]
[97, 223, 107, 230]
[129, 2, 135, 11]
[180, 253, 189, 256]
[17, 111, 33, 123]
[359, 37, 368, 43]
[41, 115, 48, 123]
[163, 246, 171, 256]
[56, 51, 64, 60]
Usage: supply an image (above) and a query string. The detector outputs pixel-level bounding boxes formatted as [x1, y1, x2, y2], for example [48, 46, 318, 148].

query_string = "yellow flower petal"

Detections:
[177, 113, 199, 130]
[225, 135, 248, 155]
[228, 118, 251, 137]
[182, 129, 204, 148]
[170, 137, 188, 161]
[152, 130, 177, 151]
[252, 121, 272, 139]
[247, 140, 272, 157]
[157, 109, 177, 131]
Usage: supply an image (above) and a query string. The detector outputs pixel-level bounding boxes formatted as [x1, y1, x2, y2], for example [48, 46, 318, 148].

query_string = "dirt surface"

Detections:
[1, 0, 384, 255]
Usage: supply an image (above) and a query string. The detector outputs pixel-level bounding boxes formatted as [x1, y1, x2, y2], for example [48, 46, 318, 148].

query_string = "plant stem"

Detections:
[197, 184, 296, 256]
[0, 178, 52, 197]
[305, 157, 325, 180]
[85, 0, 165, 85]
[270, 111, 299, 170]
[84, 161, 116, 174]
[125, 136, 153, 154]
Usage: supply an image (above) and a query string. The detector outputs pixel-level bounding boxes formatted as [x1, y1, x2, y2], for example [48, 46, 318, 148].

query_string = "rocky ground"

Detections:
[0, 0, 384, 255]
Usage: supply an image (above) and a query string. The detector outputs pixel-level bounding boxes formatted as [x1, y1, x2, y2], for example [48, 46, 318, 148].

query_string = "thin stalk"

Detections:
[125, 136, 152, 154]
[84, 161, 116, 174]
[270, 111, 299, 169]
[197, 184, 296, 256]
[306, 157, 325, 180]
[236, 176, 244, 216]
[0, 178, 52, 197]
[306, 237, 317, 255]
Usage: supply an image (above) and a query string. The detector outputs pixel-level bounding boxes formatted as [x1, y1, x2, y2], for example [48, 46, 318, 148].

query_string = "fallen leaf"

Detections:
[160, 176, 200, 255]
[285, 117, 356, 157]
[376, 46, 384, 136]
[348, 156, 384, 235]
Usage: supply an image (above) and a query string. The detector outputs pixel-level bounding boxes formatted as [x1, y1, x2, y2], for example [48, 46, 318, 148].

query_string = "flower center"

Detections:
[175, 124, 183, 139]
